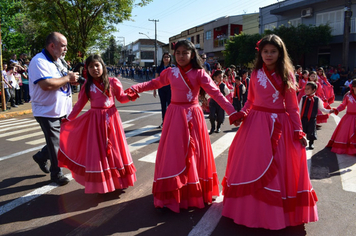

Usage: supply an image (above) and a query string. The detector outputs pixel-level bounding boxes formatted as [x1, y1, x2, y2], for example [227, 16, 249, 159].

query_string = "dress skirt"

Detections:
[153, 102, 219, 212]
[327, 112, 356, 155]
[222, 108, 318, 230]
[58, 106, 136, 193]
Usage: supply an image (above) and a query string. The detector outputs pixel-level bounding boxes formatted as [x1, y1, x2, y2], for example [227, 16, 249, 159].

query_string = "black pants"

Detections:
[301, 117, 317, 141]
[158, 86, 171, 122]
[34, 117, 63, 178]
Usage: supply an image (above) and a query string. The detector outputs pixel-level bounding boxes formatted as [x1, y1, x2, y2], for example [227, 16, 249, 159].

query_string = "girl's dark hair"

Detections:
[84, 54, 110, 99]
[173, 39, 203, 69]
[352, 79, 356, 87]
[159, 52, 172, 68]
[302, 70, 309, 75]
[255, 34, 295, 90]
[306, 81, 318, 91]
[212, 70, 223, 80]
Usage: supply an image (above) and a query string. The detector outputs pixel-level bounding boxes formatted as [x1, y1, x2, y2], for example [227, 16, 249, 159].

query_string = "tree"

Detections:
[102, 36, 121, 65]
[266, 24, 332, 65]
[24, 0, 151, 60]
[224, 33, 261, 67]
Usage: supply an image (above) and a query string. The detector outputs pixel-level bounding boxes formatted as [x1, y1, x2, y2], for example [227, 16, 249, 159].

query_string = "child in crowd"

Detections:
[58, 54, 137, 194]
[317, 67, 335, 104]
[298, 70, 309, 94]
[222, 34, 318, 230]
[327, 79, 356, 155]
[295, 65, 302, 82]
[240, 70, 249, 106]
[209, 70, 231, 134]
[232, 76, 246, 112]
[299, 82, 333, 149]
[222, 73, 234, 103]
[125, 39, 238, 213]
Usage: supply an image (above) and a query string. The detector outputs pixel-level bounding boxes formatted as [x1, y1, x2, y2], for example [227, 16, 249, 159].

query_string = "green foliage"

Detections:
[224, 33, 261, 67]
[224, 24, 332, 67]
[101, 36, 122, 65]
[266, 24, 332, 64]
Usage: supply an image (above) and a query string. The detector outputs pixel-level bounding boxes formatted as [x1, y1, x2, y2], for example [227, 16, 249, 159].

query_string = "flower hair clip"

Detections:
[255, 39, 262, 51]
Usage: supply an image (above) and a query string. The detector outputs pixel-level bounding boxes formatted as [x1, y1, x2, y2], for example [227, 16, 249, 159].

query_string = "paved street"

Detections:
[0, 77, 356, 236]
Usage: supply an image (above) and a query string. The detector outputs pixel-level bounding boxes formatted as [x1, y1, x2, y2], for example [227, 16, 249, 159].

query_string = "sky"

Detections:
[114, 0, 281, 45]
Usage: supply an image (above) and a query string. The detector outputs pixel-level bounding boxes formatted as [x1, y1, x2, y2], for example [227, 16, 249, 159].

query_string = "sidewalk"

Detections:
[0, 92, 80, 119]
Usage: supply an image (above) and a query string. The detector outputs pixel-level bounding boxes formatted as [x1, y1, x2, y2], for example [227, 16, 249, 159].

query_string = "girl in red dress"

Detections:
[317, 67, 335, 104]
[222, 34, 318, 230]
[126, 39, 239, 213]
[58, 55, 137, 194]
[327, 79, 356, 155]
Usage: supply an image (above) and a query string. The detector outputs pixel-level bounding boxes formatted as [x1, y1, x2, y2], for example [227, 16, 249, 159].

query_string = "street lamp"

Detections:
[139, 32, 151, 39]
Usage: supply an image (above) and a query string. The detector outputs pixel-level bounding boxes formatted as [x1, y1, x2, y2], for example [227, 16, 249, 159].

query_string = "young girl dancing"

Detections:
[126, 39, 238, 213]
[222, 34, 318, 230]
[58, 54, 137, 194]
[327, 79, 356, 155]
[317, 67, 335, 104]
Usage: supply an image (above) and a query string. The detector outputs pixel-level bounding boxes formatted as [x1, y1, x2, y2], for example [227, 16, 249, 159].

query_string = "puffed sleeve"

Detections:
[198, 69, 236, 116]
[336, 93, 349, 113]
[67, 82, 89, 120]
[131, 68, 170, 93]
[111, 77, 130, 103]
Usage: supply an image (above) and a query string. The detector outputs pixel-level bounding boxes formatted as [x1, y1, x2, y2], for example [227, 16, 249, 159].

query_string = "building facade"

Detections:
[260, 0, 356, 69]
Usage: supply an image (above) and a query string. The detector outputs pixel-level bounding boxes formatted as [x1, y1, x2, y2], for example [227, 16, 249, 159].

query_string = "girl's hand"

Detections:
[300, 136, 307, 147]
[153, 90, 157, 98]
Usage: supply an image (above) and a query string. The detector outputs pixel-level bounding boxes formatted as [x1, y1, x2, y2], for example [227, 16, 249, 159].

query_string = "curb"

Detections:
[0, 109, 33, 119]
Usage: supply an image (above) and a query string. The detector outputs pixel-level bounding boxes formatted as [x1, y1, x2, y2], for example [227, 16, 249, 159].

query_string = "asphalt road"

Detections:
[0, 77, 355, 236]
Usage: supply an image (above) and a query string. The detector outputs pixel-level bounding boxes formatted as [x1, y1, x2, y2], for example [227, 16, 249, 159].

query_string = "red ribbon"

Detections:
[93, 79, 111, 97]
[177, 64, 194, 90]
[262, 63, 284, 95]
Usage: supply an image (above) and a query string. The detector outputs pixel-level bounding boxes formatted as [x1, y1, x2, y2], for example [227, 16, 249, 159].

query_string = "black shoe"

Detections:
[158, 123, 163, 128]
[209, 130, 214, 135]
[215, 128, 221, 133]
[6, 106, 11, 110]
[51, 175, 70, 186]
[33, 155, 50, 173]
[309, 144, 314, 150]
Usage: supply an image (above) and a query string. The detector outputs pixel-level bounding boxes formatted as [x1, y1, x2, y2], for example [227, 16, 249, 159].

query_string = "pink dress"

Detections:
[131, 67, 236, 213]
[222, 68, 318, 230]
[318, 75, 335, 104]
[58, 77, 137, 193]
[327, 92, 356, 154]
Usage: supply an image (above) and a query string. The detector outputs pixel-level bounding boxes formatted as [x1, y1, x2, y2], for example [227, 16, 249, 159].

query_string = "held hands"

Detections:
[125, 87, 140, 101]
[330, 108, 339, 115]
[229, 111, 247, 126]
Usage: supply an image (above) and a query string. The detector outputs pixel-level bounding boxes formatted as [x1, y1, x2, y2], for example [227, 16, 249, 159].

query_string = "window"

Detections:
[206, 30, 212, 40]
[197, 34, 200, 44]
[316, 9, 344, 35]
[141, 51, 154, 59]
[191, 36, 194, 44]
[289, 18, 301, 27]
[264, 22, 277, 31]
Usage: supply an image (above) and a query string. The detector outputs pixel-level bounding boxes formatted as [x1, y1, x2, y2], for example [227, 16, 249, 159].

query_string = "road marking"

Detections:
[125, 125, 157, 138]
[6, 131, 44, 141]
[0, 118, 19, 124]
[0, 119, 35, 129]
[0, 174, 73, 216]
[129, 133, 161, 152]
[122, 123, 134, 129]
[26, 138, 46, 145]
[117, 109, 160, 114]
[0, 145, 43, 162]
[331, 113, 356, 193]
[0, 126, 41, 138]
[0, 122, 38, 132]
[122, 112, 157, 124]
[188, 192, 224, 236]
[138, 131, 236, 163]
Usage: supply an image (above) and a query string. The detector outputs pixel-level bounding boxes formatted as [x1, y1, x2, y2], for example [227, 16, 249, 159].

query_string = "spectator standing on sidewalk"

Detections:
[29, 32, 79, 186]
[2, 63, 13, 109]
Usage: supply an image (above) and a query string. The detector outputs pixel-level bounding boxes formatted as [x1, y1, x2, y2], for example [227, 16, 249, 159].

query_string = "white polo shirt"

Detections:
[28, 50, 72, 118]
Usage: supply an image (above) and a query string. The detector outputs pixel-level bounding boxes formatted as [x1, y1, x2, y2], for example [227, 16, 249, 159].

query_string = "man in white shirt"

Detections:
[29, 32, 78, 186]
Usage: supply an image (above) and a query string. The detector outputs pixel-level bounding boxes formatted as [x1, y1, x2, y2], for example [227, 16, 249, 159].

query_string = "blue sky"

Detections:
[114, 0, 281, 45]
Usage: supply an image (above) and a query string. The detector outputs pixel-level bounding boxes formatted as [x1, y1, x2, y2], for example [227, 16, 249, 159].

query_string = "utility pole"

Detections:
[149, 19, 159, 67]
[342, 0, 352, 69]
